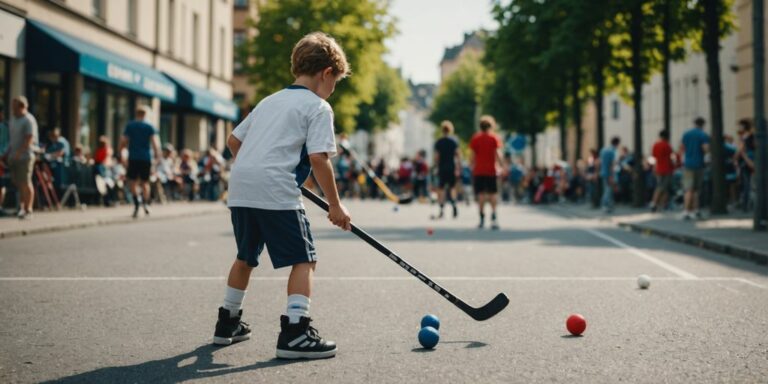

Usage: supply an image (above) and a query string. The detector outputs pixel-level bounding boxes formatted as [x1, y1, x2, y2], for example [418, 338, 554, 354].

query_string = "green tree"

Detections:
[485, 0, 565, 165]
[243, 0, 395, 132]
[688, 0, 736, 214]
[429, 54, 490, 141]
[355, 64, 410, 132]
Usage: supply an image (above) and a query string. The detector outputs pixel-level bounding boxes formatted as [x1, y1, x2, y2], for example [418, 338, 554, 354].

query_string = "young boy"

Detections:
[214, 32, 352, 360]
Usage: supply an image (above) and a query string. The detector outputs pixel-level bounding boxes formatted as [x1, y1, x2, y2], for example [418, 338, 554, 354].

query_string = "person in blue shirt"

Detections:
[118, 106, 160, 218]
[679, 117, 710, 220]
[599, 136, 620, 213]
[44, 127, 70, 191]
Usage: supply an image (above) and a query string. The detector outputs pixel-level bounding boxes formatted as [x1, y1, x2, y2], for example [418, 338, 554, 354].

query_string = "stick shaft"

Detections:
[300, 187, 461, 306]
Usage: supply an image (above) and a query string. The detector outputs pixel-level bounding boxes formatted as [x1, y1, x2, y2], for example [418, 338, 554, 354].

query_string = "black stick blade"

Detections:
[463, 293, 509, 321]
[397, 194, 414, 205]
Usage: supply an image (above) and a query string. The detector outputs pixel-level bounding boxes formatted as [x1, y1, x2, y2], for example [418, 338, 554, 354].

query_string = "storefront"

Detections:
[162, 74, 239, 152]
[0, 9, 25, 119]
[25, 20, 177, 153]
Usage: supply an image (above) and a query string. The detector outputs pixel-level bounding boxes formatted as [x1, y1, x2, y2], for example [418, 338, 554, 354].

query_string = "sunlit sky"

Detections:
[385, 0, 498, 85]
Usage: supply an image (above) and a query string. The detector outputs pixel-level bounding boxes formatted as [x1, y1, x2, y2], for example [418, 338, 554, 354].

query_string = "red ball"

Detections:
[427, 228, 434, 236]
[566, 314, 587, 336]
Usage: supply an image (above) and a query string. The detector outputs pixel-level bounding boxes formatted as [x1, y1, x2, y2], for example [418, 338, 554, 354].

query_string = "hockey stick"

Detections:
[300, 186, 509, 321]
[338, 142, 413, 205]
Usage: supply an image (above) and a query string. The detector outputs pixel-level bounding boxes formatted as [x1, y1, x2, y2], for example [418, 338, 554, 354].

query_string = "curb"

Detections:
[0, 206, 226, 240]
[616, 222, 768, 266]
[540, 205, 768, 266]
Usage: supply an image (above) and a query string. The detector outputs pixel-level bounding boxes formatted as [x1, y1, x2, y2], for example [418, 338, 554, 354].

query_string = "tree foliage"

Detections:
[355, 64, 410, 132]
[243, 0, 396, 132]
[429, 54, 490, 141]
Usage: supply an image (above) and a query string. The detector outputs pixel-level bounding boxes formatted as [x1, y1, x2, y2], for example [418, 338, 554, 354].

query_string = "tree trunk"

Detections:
[530, 132, 538, 168]
[703, 0, 727, 214]
[559, 83, 568, 161]
[594, 37, 606, 151]
[662, 0, 672, 137]
[571, 65, 583, 164]
[631, 0, 646, 208]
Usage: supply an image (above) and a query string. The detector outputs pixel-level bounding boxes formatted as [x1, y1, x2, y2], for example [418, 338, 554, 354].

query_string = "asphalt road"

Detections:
[1, 200, 767, 383]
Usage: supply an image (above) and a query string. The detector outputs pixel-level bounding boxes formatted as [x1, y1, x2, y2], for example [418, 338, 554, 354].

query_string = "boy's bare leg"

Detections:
[287, 262, 316, 297]
[227, 259, 253, 291]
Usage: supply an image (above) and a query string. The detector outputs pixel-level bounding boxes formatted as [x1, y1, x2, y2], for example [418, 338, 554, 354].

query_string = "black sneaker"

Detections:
[132, 205, 139, 219]
[452, 205, 458, 218]
[213, 307, 251, 345]
[276, 315, 336, 359]
[491, 220, 500, 230]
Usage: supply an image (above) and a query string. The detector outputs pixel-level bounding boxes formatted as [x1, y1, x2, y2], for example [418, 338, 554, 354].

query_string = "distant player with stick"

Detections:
[433, 120, 461, 218]
[214, 32, 351, 360]
[469, 116, 503, 230]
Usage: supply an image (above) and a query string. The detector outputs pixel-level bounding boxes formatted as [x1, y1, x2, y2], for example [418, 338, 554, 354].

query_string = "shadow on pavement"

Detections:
[44, 344, 303, 384]
[442, 340, 488, 348]
[560, 334, 584, 339]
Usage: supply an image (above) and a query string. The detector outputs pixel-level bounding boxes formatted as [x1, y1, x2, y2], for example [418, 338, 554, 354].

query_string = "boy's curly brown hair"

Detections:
[291, 32, 351, 79]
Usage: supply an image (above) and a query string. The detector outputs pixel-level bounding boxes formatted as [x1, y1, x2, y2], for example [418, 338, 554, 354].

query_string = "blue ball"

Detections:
[420, 314, 440, 330]
[418, 326, 440, 349]
[393, 206, 399, 212]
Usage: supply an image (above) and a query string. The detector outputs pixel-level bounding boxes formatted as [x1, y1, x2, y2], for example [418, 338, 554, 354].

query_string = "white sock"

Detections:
[286, 294, 310, 324]
[223, 286, 246, 317]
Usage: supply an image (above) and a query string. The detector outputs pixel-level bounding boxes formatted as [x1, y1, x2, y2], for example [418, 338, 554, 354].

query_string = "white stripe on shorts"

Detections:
[296, 211, 315, 262]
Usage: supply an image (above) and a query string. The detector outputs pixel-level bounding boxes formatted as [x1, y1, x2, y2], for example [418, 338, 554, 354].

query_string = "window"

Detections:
[168, 0, 175, 54]
[611, 100, 620, 120]
[91, 0, 105, 20]
[220, 27, 226, 77]
[181, 4, 186, 58]
[127, 0, 138, 36]
[233, 30, 246, 74]
[192, 12, 200, 66]
[233, 30, 246, 47]
[234, 0, 249, 8]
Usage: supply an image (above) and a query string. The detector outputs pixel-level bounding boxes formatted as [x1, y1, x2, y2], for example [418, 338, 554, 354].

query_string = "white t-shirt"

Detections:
[227, 86, 337, 210]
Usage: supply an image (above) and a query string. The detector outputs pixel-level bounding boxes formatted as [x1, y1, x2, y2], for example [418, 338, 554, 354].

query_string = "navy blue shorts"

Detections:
[230, 207, 317, 269]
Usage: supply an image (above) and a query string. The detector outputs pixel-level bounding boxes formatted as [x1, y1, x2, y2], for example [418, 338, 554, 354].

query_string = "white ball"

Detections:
[637, 274, 651, 289]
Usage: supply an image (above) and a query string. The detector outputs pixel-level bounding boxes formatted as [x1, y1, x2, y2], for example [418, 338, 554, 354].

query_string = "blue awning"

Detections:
[26, 20, 177, 102]
[163, 74, 240, 121]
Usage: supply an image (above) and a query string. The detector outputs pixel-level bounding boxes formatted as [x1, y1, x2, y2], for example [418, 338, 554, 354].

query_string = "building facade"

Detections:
[0, 0, 238, 156]
[439, 31, 485, 83]
[232, 0, 258, 118]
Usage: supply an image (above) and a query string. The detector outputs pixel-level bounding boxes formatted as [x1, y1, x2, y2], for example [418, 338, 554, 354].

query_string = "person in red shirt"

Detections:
[650, 130, 674, 212]
[469, 115, 503, 229]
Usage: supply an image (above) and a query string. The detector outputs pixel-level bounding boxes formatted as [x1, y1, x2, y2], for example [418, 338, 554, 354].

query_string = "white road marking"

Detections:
[716, 283, 741, 294]
[0, 275, 763, 288]
[734, 277, 768, 289]
[584, 228, 698, 280]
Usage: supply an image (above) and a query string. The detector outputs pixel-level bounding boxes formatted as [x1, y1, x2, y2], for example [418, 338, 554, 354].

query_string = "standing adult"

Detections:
[599, 136, 620, 213]
[469, 115, 503, 230]
[679, 117, 710, 220]
[433, 121, 461, 218]
[0, 107, 9, 213]
[6, 96, 39, 219]
[118, 105, 160, 218]
[650, 130, 674, 212]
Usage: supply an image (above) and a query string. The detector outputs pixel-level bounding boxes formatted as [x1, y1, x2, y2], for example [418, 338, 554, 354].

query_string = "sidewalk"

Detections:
[545, 203, 768, 265]
[0, 202, 227, 239]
